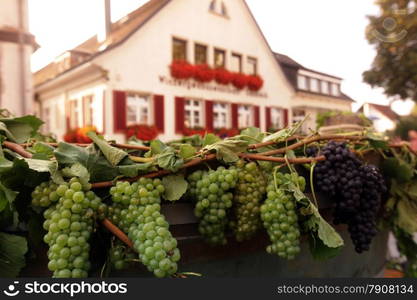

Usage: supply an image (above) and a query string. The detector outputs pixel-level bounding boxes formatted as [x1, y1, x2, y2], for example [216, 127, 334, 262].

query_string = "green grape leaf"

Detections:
[87, 132, 127, 166]
[202, 133, 220, 147]
[308, 233, 342, 260]
[150, 140, 167, 155]
[0, 183, 18, 212]
[366, 131, 389, 150]
[0, 157, 13, 174]
[0, 232, 28, 277]
[396, 199, 417, 235]
[27, 142, 55, 160]
[239, 127, 265, 142]
[0, 115, 43, 143]
[54, 142, 89, 165]
[202, 138, 248, 163]
[118, 162, 154, 178]
[162, 174, 188, 201]
[156, 147, 184, 172]
[179, 144, 197, 159]
[61, 163, 90, 185]
[23, 158, 64, 184]
[381, 157, 414, 183]
[262, 120, 303, 143]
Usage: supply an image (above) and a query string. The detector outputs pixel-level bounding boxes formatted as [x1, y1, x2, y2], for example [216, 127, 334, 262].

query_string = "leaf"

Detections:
[240, 127, 265, 142]
[202, 138, 248, 163]
[366, 131, 389, 150]
[61, 163, 90, 185]
[87, 132, 127, 166]
[156, 147, 184, 172]
[162, 175, 188, 201]
[150, 140, 167, 155]
[202, 133, 220, 147]
[396, 199, 417, 235]
[0, 183, 18, 212]
[0, 115, 43, 143]
[0, 232, 28, 277]
[118, 162, 154, 178]
[54, 142, 89, 165]
[262, 121, 303, 143]
[381, 157, 414, 183]
[23, 158, 64, 184]
[28, 142, 55, 160]
[308, 234, 342, 260]
[0, 157, 13, 174]
[179, 144, 196, 159]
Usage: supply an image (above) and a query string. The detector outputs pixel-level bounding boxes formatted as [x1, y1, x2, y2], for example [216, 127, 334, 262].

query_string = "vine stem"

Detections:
[101, 218, 133, 248]
[20, 142, 151, 151]
[3, 141, 33, 158]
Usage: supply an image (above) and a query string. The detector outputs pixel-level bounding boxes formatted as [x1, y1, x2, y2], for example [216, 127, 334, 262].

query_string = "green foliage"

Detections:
[0, 115, 43, 143]
[162, 175, 188, 201]
[0, 232, 28, 277]
[202, 137, 249, 163]
[392, 115, 417, 140]
[363, 0, 417, 101]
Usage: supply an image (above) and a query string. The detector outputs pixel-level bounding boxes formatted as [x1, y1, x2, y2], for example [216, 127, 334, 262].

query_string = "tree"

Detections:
[363, 0, 417, 101]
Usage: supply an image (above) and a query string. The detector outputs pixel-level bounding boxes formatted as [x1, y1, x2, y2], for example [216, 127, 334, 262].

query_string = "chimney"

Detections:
[97, 0, 111, 43]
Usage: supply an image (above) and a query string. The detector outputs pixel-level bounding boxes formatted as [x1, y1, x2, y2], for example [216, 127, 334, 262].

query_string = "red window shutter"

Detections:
[265, 107, 271, 130]
[254, 105, 260, 128]
[231, 103, 238, 129]
[283, 108, 289, 127]
[113, 90, 127, 132]
[205, 100, 214, 132]
[175, 97, 185, 134]
[65, 100, 70, 130]
[153, 95, 165, 133]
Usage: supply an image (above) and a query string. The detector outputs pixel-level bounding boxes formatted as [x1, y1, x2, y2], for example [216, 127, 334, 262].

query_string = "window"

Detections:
[127, 94, 152, 126]
[69, 99, 80, 130]
[213, 102, 230, 129]
[43, 107, 51, 133]
[270, 107, 283, 129]
[82, 95, 94, 126]
[238, 105, 254, 128]
[231, 53, 242, 72]
[214, 48, 226, 68]
[331, 83, 340, 96]
[194, 44, 207, 64]
[172, 38, 187, 61]
[209, 0, 217, 12]
[297, 75, 307, 90]
[185, 100, 203, 128]
[209, 0, 228, 17]
[310, 78, 319, 92]
[221, 2, 228, 16]
[247, 57, 257, 75]
[321, 81, 330, 94]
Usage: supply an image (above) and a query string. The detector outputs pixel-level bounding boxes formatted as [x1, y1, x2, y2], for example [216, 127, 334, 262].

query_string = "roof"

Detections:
[34, 0, 171, 86]
[274, 52, 353, 102]
[368, 103, 399, 121]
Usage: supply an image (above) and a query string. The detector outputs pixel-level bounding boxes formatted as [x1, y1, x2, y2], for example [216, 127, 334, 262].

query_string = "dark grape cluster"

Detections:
[311, 141, 386, 253]
[229, 160, 267, 241]
[188, 166, 238, 245]
[260, 172, 304, 260]
[109, 178, 180, 278]
[40, 177, 106, 278]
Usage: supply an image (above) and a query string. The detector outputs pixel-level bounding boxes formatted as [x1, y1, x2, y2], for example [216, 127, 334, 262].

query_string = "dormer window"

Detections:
[221, 2, 228, 16]
[331, 83, 340, 96]
[310, 78, 319, 93]
[321, 81, 330, 94]
[209, 0, 216, 12]
[297, 75, 307, 90]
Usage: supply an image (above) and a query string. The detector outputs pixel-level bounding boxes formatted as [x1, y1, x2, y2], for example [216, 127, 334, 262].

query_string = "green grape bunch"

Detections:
[40, 177, 106, 278]
[188, 166, 238, 245]
[109, 178, 180, 278]
[31, 180, 60, 207]
[260, 172, 305, 260]
[109, 239, 137, 271]
[230, 160, 267, 242]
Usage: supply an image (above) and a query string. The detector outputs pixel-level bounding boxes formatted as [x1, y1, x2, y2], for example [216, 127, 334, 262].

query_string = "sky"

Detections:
[28, 0, 415, 114]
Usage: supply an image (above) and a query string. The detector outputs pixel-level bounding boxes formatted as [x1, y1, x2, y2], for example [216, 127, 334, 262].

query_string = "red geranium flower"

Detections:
[232, 72, 249, 89]
[247, 75, 264, 91]
[170, 61, 195, 79]
[194, 64, 214, 83]
[214, 68, 233, 85]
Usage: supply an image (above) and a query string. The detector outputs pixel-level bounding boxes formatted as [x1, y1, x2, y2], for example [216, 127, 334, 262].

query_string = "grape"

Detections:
[38, 177, 105, 278]
[188, 166, 238, 245]
[31, 181, 59, 207]
[109, 178, 180, 278]
[311, 141, 386, 253]
[260, 172, 303, 260]
[229, 160, 267, 241]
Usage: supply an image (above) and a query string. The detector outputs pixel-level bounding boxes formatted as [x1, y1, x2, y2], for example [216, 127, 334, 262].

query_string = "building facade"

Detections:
[34, 0, 352, 141]
[0, 0, 37, 116]
[358, 102, 398, 133]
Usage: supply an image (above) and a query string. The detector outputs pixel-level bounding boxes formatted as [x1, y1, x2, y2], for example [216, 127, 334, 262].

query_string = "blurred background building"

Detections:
[0, 0, 37, 116]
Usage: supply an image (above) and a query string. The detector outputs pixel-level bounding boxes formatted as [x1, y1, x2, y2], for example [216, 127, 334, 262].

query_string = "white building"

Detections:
[357, 102, 398, 133]
[0, 0, 37, 116]
[34, 0, 352, 141]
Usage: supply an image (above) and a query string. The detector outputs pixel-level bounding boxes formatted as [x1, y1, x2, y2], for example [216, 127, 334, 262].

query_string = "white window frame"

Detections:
[185, 99, 204, 128]
[213, 102, 230, 129]
[331, 83, 340, 96]
[297, 75, 307, 90]
[69, 99, 81, 130]
[270, 107, 284, 129]
[126, 94, 152, 126]
[321, 81, 330, 94]
[238, 105, 254, 129]
[310, 78, 319, 92]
